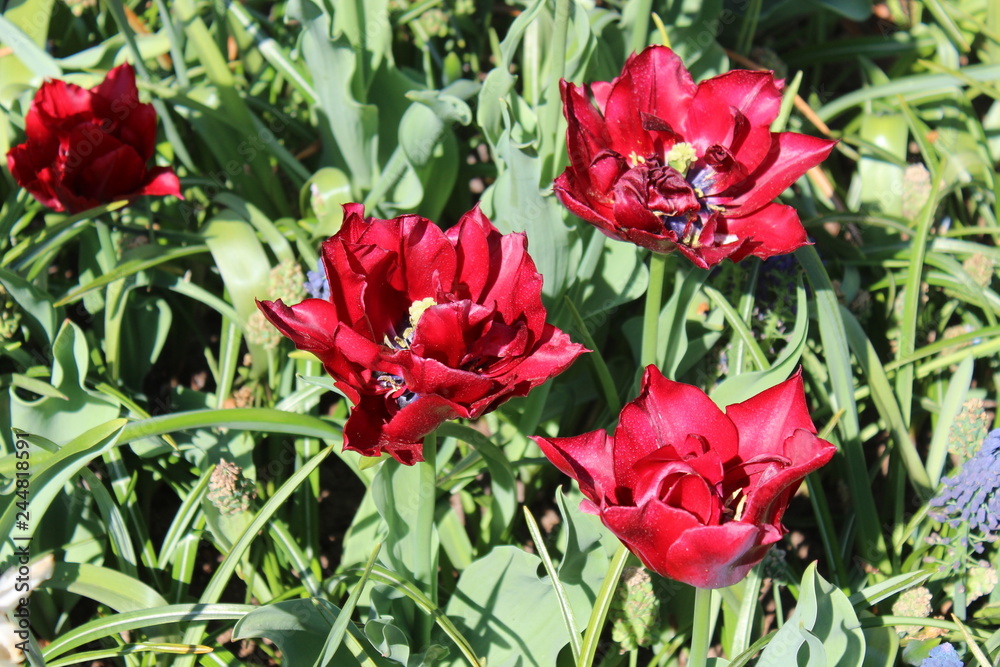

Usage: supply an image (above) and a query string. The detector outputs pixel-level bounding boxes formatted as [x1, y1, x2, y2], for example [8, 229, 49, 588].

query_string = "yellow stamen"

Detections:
[408, 297, 437, 327]
[665, 142, 698, 174]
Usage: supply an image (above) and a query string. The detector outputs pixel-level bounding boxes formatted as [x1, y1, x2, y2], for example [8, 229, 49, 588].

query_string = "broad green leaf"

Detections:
[858, 113, 908, 216]
[10, 321, 120, 444]
[302, 167, 353, 238]
[292, 0, 378, 192]
[757, 562, 866, 667]
[233, 598, 385, 666]
[576, 237, 649, 323]
[443, 546, 579, 666]
[372, 459, 439, 599]
[0, 0, 60, 103]
[204, 216, 273, 374]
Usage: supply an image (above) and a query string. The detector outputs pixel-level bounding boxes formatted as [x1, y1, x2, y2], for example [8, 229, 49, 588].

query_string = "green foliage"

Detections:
[0, 0, 998, 664]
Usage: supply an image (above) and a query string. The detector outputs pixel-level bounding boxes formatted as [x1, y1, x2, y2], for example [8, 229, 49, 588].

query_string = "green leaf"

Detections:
[443, 546, 579, 666]
[302, 167, 353, 239]
[372, 459, 440, 600]
[54, 243, 209, 307]
[9, 321, 120, 444]
[848, 570, 934, 608]
[45, 562, 168, 612]
[926, 356, 975, 486]
[523, 505, 582, 662]
[174, 446, 335, 667]
[43, 603, 254, 660]
[756, 562, 866, 667]
[233, 599, 369, 666]
[712, 274, 808, 406]
[0, 265, 59, 344]
[292, 0, 378, 192]
[436, 422, 516, 544]
[0, 4, 60, 86]
[315, 542, 382, 666]
[0, 419, 126, 563]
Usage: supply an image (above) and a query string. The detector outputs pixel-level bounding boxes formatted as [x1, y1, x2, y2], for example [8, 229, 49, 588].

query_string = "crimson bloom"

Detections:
[555, 46, 836, 268]
[6, 63, 181, 213]
[533, 366, 835, 588]
[258, 204, 586, 465]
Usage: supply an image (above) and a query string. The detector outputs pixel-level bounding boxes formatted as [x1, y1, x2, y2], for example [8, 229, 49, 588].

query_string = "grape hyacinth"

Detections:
[305, 257, 330, 300]
[929, 427, 1000, 550]
[919, 643, 963, 667]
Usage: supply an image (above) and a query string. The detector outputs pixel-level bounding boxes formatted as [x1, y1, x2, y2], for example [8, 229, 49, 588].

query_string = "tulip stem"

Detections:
[688, 587, 713, 667]
[640, 252, 667, 369]
[417, 431, 439, 648]
[577, 544, 629, 667]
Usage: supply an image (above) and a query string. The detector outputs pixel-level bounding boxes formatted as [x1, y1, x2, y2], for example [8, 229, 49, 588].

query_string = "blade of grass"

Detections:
[926, 356, 974, 486]
[42, 604, 254, 659]
[360, 565, 484, 667]
[523, 507, 582, 663]
[797, 245, 890, 574]
[577, 544, 629, 667]
[563, 296, 621, 416]
[840, 306, 932, 497]
[172, 446, 334, 666]
[313, 542, 382, 667]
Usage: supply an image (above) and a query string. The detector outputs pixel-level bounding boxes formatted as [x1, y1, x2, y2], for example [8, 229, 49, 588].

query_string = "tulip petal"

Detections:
[738, 429, 836, 527]
[685, 70, 783, 155]
[532, 430, 616, 505]
[343, 393, 458, 464]
[614, 366, 739, 487]
[256, 298, 340, 353]
[561, 80, 612, 171]
[726, 132, 837, 213]
[137, 166, 183, 198]
[664, 521, 778, 588]
[601, 502, 703, 575]
[724, 370, 817, 460]
[448, 205, 494, 300]
[715, 203, 810, 263]
[602, 47, 696, 154]
[492, 325, 587, 393]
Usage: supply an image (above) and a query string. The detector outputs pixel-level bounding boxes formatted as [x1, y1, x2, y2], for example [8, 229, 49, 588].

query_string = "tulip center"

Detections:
[385, 297, 437, 350]
[374, 372, 418, 409]
[665, 142, 698, 174]
[375, 298, 437, 409]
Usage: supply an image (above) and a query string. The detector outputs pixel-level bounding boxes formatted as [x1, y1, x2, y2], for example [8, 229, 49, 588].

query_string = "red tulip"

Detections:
[6, 63, 181, 213]
[258, 204, 587, 465]
[533, 366, 836, 588]
[555, 46, 836, 268]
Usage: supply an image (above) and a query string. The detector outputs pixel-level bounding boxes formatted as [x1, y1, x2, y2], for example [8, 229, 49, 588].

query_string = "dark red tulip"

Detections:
[258, 204, 587, 465]
[555, 46, 837, 267]
[533, 366, 836, 588]
[6, 63, 181, 213]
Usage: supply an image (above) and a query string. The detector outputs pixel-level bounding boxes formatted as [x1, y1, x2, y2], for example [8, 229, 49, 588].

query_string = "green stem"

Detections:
[688, 587, 713, 667]
[641, 252, 668, 369]
[578, 544, 629, 667]
[417, 432, 439, 647]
